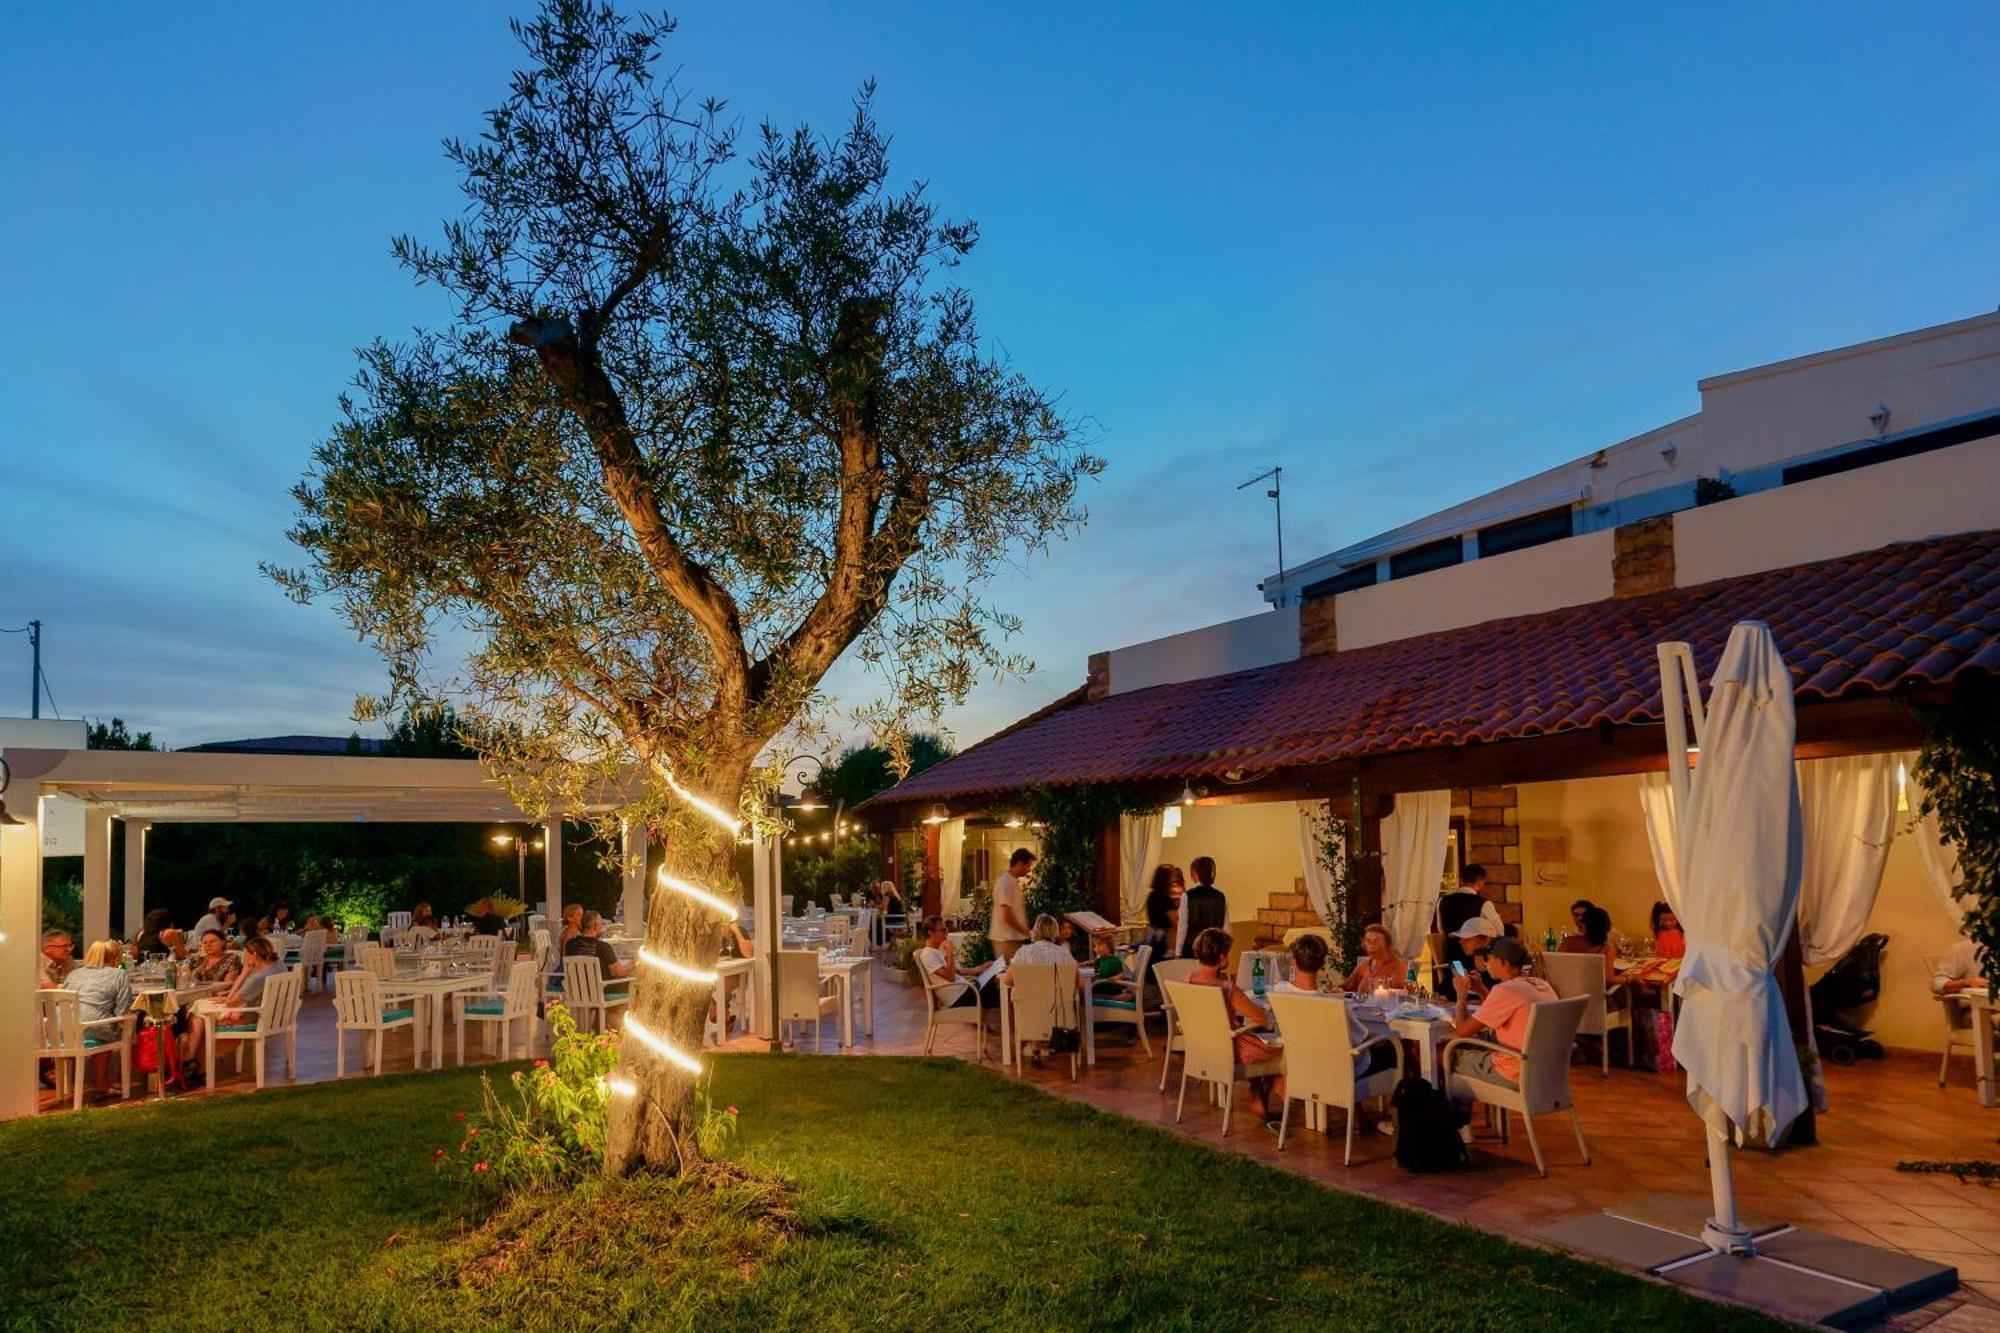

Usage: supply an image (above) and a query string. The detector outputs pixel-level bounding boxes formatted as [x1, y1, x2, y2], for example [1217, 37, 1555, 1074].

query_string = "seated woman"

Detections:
[183, 936, 282, 1084]
[269, 904, 295, 933]
[1274, 934, 1397, 1079]
[1651, 901, 1685, 959]
[1001, 914, 1077, 982]
[410, 902, 438, 930]
[1341, 923, 1406, 994]
[62, 939, 136, 1097]
[184, 928, 243, 987]
[1187, 928, 1283, 1124]
[916, 915, 991, 1008]
[134, 908, 177, 959]
[1559, 905, 1619, 981]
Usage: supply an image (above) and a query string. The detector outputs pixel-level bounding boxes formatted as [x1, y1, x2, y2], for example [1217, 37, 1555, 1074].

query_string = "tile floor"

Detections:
[42, 960, 2000, 1327]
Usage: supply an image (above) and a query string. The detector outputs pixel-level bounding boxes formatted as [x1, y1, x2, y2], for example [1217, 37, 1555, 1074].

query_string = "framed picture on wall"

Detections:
[1444, 816, 1468, 890]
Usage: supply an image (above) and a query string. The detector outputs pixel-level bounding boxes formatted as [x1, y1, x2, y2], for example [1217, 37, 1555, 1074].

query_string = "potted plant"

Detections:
[886, 936, 922, 985]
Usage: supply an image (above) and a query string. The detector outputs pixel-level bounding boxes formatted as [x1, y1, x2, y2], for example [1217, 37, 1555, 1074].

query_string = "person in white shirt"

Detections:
[191, 897, 231, 942]
[988, 848, 1035, 962]
[916, 915, 991, 1009]
[1272, 934, 1397, 1081]
[1934, 939, 1989, 996]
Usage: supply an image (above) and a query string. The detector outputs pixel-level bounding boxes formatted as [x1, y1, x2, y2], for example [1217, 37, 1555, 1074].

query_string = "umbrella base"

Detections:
[1701, 1218, 1756, 1256]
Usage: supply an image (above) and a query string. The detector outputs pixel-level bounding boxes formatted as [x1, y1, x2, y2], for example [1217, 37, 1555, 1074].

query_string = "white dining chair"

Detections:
[560, 955, 630, 1034]
[1540, 951, 1632, 1075]
[1162, 980, 1281, 1135]
[824, 915, 855, 952]
[1267, 991, 1403, 1163]
[456, 964, 543, 1064]
[297, 929, 330, 993]
[384, 910, 413, 935]
[1008, 960, 1083, 1081]
[465, 933, 506, 963]
[333, 970, 418, 1077]
[1090, 944, 1155, 1056]
[1442, 993, 1591, 1177]
[38, 991, 136, 1110]
[917, 953, 984, 1060]
[1925, 952, 1980, 1086]
[777, 949, 842, 1051]
[389, 930, 419, 950]
[205, 970, 304, 1089]
[1152, 957, 1200, 1090]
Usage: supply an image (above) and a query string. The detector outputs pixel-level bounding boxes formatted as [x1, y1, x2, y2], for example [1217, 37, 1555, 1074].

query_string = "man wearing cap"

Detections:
[1447, 936, 1556, 1088]
[1443, 919, 1497, 1001]
[192, 897, 232, 942]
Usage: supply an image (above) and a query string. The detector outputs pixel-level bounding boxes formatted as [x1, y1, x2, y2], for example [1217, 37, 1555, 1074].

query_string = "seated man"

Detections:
[916, 915, 992, 1008]
[1934, 938, 1989, 996]
[1448, 936, 1555, 1089]
[1442, 919, 1497, 1000]
[563, 910, 633, 982]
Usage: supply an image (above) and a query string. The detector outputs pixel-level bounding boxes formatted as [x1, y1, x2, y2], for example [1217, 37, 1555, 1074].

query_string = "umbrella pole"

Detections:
[1703, 1124, 1756, 1255]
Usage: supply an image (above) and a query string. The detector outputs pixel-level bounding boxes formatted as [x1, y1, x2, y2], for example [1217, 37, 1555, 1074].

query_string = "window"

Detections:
[1477, 505, 1574, 558]
[1389, 537, 1464, 579]
[1301, 564, 1377, 598]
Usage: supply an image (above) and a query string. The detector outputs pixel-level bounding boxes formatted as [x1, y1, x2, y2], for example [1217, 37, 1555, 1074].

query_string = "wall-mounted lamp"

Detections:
[0, 757, 22, 826]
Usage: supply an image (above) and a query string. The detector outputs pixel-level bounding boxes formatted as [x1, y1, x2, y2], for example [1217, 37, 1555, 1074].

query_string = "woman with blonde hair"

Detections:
[1342, 923, 1407, 993]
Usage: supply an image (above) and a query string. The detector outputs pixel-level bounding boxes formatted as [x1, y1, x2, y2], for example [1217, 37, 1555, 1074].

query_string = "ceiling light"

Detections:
[921, 803, 950, 825]
[1003, 814, 1025, 829]
[1179, 781, 1197, 807]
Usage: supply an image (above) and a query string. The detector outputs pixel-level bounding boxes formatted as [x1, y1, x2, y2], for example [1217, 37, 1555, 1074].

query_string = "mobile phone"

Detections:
[1450, 959, 1468, 976]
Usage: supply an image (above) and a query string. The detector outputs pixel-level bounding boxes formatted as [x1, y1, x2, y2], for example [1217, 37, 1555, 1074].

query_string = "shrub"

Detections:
[438, 1004, 617, 1191]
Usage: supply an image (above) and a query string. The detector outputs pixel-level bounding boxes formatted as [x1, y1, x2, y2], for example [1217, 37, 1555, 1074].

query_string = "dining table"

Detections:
[388, 965, 494, 1069]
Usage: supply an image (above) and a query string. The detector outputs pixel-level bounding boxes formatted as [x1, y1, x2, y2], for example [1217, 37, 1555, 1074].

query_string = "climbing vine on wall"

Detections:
[1018, 783, 1155, 923]
[1913, 674, 2000, 983]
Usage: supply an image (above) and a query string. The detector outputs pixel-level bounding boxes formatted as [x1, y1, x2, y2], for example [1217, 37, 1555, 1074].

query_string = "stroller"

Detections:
[1809, 931, 1889, 1065]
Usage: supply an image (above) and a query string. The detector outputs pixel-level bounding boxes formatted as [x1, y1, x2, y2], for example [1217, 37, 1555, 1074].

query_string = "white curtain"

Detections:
[1637, 772, 1681, 909]
[1118, 811, 1164, 924]
[1379, 790, 1450, 959]
[939, 818, 966, 913]
[1795, 753, 1898, 967]
[1905, 761, 1974, 927]
[1294, 800, 1339, 929]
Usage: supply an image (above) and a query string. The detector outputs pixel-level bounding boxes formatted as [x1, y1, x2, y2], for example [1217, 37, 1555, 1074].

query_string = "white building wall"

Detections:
[1106, 607, 1298, 696]
[0, 719, 87, 856]
[1673, 432, 2000, 587]
[1335, 529, 1615, 652]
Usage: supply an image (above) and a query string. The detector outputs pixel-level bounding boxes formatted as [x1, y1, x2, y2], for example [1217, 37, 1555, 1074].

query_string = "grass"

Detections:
[0, 1057, 1786, 1331]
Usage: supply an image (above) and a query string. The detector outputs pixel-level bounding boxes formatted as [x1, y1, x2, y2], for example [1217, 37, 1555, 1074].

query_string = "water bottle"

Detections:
[165, 960, 178, 990]
[1251, 955, 1266, 998]
[1544, 924, 1559, 951]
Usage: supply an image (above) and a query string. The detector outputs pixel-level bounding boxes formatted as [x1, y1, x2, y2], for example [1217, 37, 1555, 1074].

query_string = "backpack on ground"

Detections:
[1392, 1074, 1468, 1173]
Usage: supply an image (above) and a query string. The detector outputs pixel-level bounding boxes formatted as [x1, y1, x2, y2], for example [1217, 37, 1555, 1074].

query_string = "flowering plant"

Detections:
[436, 1003, 617, 1191]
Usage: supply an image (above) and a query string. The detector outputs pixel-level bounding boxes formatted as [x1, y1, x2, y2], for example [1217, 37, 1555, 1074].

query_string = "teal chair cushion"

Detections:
[382, 1007, 415, 1023]
[545, 978, 564, 992]
[82, 1032, 114, 1048]
[1094, 997, 1137, 1010]
[463, 1001, 505, 1015]
[218, 1024, 259, 1033]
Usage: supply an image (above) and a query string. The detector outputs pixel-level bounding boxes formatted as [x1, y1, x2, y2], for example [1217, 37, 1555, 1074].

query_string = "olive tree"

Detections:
[271, 1, 1099, 1173]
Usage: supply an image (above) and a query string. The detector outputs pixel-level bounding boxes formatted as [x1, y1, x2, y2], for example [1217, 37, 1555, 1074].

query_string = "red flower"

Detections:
[467, 1127, 480, 1139]
[726, 1106, 738, 1116]
[454, 1110, 467, 1122]
[431, 1148, 445, 1162]
[474, 1162, 489, 1173]
[533, 1059, 549, 1068]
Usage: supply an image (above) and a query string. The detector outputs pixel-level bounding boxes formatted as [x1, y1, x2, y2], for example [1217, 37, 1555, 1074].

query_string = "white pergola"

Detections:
[0, 747, 646, 1118]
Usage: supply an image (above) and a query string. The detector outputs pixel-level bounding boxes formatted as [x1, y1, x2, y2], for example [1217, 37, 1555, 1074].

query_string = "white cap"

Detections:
[209, 896, 232, 911]
[1451, 918, 1494, 941]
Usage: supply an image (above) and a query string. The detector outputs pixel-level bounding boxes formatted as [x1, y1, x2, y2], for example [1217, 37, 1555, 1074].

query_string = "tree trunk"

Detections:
[604, 758, 751, 1176]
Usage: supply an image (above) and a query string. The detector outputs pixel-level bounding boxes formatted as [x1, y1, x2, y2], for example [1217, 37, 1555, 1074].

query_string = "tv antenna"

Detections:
[1236, 467, 1287, 605]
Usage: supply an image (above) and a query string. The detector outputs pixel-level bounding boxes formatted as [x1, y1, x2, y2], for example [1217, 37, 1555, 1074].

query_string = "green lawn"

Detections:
[0, 1057, 1783, 1331]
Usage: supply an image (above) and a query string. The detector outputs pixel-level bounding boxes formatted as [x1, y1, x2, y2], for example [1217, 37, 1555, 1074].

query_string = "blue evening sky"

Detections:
[3, 3, 1996, 751]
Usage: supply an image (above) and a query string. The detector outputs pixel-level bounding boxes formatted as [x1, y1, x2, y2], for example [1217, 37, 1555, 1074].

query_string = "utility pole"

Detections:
[27, 620, 40, 719]
[1237, 468, 1287, 606]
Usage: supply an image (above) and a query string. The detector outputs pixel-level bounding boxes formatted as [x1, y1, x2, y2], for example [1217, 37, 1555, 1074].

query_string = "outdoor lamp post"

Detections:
[489, 828, 546, 903]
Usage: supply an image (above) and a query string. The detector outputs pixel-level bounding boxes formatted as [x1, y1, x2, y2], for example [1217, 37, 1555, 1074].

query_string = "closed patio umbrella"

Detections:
[1659, 622, 1808, 1256]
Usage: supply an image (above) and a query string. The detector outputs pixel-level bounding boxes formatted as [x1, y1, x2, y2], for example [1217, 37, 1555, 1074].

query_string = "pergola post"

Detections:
[82, 805, 112, 945]
[0, 778, 43, 1118]
[542, 816, 563, 921]
[619, 818, 646, 927]
[122, 819, 150, 938]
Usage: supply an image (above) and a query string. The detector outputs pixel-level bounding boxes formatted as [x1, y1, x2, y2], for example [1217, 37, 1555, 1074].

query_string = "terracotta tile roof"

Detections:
[870, 530, 2000, 807]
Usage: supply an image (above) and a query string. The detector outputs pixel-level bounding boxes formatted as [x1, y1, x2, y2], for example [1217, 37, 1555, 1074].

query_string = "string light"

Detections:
[607, 1075, 638, 1098]
[657, 869, 738, 919]
[638, 945, 718, 985]
[623, 1014, 704, 1074]
[651, 758, 743, 834]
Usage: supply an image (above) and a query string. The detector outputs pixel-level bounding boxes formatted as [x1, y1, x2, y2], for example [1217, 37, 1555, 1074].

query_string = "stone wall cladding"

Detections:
[1612, 515, 1676, 598]
[1298, 595, 1339, 657]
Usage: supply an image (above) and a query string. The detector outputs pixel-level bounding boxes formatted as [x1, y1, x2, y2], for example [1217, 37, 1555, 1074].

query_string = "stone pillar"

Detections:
[0, 778, 42, 1118]
[542, 817, 563, 922]
[1459, 785, 1522, 927]
[1086, 651, 1111, 702]
[82, 805, 112, 945]
[1612, 515, 1675, 598]
[122, 819, 150, 939]
[1298, 594, 1338, 657]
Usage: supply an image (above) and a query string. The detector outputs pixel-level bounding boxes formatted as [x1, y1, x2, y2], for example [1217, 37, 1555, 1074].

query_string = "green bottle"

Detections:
[1544, 924, 1559, 950]
[1251, 956, 1266, 997]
